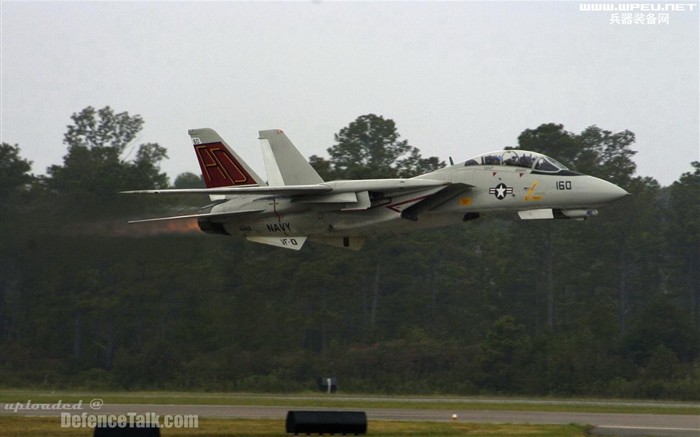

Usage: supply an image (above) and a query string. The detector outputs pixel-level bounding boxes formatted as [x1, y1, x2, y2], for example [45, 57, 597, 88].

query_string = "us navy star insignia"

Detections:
[489, 183, 513, 200]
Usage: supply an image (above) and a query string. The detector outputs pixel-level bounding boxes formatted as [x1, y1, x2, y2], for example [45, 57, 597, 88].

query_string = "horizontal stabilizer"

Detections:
[121, 185, 333, 196]
[246, 236, 307, 250]
[128, 209, 264, 224]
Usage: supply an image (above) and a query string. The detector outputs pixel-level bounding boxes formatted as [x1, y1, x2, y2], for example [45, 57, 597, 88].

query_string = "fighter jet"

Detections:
[124, 128, 629, 250]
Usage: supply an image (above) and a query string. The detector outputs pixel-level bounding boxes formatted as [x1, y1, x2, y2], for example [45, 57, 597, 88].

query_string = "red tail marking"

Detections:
[194, 143, 256, 188]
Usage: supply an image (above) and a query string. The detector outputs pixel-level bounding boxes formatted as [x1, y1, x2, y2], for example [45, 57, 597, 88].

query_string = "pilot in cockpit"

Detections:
[518, 154, 534, 168]
[483, 154, 501, 165]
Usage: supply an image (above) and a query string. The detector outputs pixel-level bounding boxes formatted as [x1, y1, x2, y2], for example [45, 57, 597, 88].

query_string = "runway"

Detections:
[3, 402, 698, 436]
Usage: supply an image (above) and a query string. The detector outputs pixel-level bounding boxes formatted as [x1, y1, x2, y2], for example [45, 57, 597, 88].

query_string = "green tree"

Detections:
[319, 114, 443, 179]
[517, 123, 637, 186]
[476, 316, 533, 392]
[575, 126, 637, 185]
[47, 106, 169, 199]
[308, 155, 334, 181]
[0, 143, 34, 200]
[623, 296, 698, 365]
[517, 123, 579, 163]
[174, 172, 204, 188]
[666, 162, 700, 326]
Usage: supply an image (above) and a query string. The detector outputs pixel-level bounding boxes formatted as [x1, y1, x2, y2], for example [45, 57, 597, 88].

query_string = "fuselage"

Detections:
[126, 131, 630, 251]
[201, 150, 628, 240]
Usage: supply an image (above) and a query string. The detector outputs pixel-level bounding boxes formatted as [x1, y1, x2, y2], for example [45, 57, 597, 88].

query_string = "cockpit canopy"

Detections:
[462, 150, 570, 173]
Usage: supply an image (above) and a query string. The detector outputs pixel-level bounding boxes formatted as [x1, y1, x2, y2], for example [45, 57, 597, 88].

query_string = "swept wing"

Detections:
[121, 179, 453, 197]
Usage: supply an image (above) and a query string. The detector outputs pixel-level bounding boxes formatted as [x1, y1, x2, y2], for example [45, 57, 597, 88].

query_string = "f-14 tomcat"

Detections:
[124, 128, 629, 250]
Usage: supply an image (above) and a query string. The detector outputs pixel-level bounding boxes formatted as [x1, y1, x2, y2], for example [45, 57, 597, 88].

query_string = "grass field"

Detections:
[0, 416, 590, 437]
[2, 389, 697, 436]
[1, 389, 698, 415]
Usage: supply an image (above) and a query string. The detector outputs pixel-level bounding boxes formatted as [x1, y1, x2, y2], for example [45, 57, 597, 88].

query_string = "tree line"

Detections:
[1, 107, 698, 399]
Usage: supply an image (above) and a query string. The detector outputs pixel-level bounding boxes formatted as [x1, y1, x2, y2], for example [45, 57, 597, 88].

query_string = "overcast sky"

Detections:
[2, 1, 698, 186]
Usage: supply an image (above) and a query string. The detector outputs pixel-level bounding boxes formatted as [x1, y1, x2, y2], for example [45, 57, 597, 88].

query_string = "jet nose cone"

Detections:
[582, 176, 630, 205]
[612, 183, 629, 198]
[602, 180, 630, 203]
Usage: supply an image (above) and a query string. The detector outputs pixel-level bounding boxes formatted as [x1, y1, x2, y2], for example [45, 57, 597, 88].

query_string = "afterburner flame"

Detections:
[158, 219, 201, 235]
[123, 219, 201, 237]
[66, 219, 201, 237]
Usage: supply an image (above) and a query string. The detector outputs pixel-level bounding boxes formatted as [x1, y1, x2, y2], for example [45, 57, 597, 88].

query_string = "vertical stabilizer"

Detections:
[188, 128, 265, 188]
[259, 129, 324, 186]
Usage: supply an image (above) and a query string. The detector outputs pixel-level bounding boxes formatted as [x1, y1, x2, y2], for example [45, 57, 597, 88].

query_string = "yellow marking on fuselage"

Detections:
[525, 180, 542, 201]
[460, 197, 473, 206]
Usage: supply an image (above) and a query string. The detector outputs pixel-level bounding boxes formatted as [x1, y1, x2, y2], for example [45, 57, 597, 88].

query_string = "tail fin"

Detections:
[259, 129, 324, 186]
[188, 128, 265, 188]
